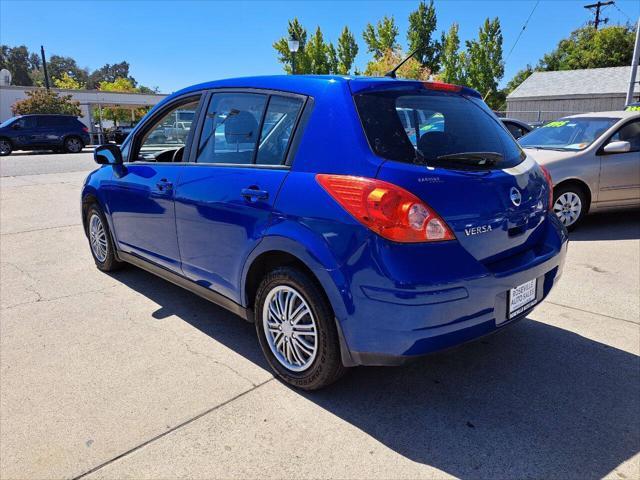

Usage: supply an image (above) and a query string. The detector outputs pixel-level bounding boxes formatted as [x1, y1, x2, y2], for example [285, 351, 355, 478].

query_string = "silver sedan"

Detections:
[519, 111, 640, 229]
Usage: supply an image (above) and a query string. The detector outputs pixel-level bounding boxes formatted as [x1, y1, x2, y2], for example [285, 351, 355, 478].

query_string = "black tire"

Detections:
[255, 267, 346, 390]
[0, 138, 12, 156]
[85, 204, 124, 272]
[64, 136, 84, 153]
[552, 183, 588, 231]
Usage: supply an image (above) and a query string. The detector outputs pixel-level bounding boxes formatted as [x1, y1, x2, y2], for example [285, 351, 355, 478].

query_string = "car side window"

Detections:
[132, 97, 201, 162]
[16, 117, 36, 128]
[608, 120, 640, 152]
[37, 117, 58, 127]
[256, 95, 304, 165]
[505, 122, 525, 139]
[196, 93, 267, 164]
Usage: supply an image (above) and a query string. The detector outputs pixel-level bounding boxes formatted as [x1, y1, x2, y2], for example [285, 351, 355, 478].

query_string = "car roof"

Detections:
[172, 74, 480, 99]
[563, 111, 640, 120]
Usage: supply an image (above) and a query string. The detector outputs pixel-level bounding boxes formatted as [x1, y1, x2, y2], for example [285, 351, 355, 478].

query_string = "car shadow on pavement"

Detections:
[111, 267, 640, 480]
[569, 209, 640, 241]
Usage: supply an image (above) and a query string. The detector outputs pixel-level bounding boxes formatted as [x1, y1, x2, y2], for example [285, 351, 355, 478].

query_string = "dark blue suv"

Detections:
[0, 114, 89, 156]
[82, 76, 568, 390]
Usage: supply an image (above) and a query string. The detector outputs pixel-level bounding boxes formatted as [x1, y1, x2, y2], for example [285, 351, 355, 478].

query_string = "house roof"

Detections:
[507, 66, 640, 99]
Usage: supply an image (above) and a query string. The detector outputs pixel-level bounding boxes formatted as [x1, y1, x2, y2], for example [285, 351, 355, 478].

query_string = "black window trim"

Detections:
[123, 87, 311, 169]
[126, 92, 206, 164]
[190, 87, 309, 170]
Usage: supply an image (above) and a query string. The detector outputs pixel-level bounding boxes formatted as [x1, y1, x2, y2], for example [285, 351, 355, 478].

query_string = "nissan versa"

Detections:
[82, 75, 568, 390]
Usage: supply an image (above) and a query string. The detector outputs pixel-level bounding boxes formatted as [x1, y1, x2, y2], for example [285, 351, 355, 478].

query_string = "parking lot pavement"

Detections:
[1, 153, 638, 479]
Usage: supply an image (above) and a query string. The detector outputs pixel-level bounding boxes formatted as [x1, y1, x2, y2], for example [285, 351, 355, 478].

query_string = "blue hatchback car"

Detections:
[82, 75, 568, 389]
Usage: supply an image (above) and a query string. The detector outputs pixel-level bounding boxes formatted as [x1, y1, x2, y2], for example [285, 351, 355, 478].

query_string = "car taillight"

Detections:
[539, 165, 553, 210]
[82, 127, 89, 133]
[423, 81, 462, 93]
[316, 174, 455, 243]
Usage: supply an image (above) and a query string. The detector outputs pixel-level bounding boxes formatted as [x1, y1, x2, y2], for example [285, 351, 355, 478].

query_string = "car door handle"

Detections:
[241, 187, 269, 201]
[156, 179, 173, 191]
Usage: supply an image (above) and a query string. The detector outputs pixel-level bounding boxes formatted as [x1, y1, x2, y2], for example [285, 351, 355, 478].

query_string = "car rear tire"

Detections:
[64, 136, 84, 153]
[0, 138, 12, 156]
[553, 184, 587, 231]
[255, 267, 346, 390]
[86, 204, 124, 272]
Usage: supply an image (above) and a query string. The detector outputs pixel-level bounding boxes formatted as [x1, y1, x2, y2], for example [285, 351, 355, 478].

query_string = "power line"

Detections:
[612, 2, 633, 23]
[505, 0, 540, 62]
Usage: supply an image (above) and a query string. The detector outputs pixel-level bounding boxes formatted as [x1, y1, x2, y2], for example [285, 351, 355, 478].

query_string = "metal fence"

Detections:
[494, 110, 585, 123]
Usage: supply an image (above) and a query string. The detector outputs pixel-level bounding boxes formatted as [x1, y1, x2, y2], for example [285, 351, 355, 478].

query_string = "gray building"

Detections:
[506, 66, 640, 123]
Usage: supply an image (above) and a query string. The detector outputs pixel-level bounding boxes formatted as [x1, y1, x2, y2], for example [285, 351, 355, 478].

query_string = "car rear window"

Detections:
[354, 90, 525, 169]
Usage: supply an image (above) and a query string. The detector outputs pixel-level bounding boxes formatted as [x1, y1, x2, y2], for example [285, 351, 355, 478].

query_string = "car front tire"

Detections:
[64, 136, 84, 153]
[0, 138, 12, 156]
[552, 184, 587, 231]
[85, 204, 124, 272]
[255, 267, 346, 390]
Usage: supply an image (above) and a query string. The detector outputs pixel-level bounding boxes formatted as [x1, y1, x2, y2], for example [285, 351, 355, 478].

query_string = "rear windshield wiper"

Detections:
[435, 151, 503, 167]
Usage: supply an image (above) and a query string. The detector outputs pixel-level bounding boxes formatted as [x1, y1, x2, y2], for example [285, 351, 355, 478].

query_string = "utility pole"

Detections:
[625, 19, 640, 105]
[40, 45, 50, 90]
[584, 1, 614, 29]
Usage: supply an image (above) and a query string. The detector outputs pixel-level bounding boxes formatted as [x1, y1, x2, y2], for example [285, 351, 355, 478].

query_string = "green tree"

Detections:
[438, 23, 465, 85]
[88, 61, 136, 89]
[539, 25, 635, 71]
[503, 25, 635, 99]
[0, 45, 33, 86]
[407, 0, 439, 72]
[465, 17, 504, 108]
[363, 16, 399, 60]
[365, 48, 429, 80]
[53, 72, 83, 89]
[94, 77, 149, 125]
[11, 89, 82, 116]
[48, 55, 88, 87]
[336, 26, 358, 74]
[305, 27, 330, 74]
[273, 18, 310, 74]
[327, 43, 339, 75]
[504, 64, 534, 95]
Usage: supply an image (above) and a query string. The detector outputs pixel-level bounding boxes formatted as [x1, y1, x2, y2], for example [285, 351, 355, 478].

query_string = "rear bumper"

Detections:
[336, 213, 568, 366]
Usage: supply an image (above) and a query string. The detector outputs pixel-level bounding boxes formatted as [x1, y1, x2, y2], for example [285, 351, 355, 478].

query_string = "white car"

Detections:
[519, 111, 640, 229]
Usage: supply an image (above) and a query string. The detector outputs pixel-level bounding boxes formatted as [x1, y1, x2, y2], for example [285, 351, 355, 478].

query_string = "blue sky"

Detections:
[1, 0, 638, 93]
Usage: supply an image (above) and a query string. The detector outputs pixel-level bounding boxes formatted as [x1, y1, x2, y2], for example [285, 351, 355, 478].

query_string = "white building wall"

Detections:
[0, 85, 167, 128]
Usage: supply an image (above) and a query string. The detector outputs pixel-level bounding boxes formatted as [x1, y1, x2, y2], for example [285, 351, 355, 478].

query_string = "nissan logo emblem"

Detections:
[510, 187, 522, 207]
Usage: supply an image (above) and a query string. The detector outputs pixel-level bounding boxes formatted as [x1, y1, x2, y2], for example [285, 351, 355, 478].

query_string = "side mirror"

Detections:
[602, 140, 631, 154]
[94, 144, 123, 165]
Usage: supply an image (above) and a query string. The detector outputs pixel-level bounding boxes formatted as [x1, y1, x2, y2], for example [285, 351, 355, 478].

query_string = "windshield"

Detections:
[519, 117, 618, 150]
[0, 116, 19, 128]
[354, 90, 525, 169]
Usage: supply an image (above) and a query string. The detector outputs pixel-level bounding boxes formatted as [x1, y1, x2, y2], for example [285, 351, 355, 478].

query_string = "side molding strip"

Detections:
[118, 251, 250, 322]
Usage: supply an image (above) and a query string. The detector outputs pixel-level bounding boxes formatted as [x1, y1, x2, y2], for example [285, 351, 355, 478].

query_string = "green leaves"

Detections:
[465, 18, 504, 106]
[407, 0, 440, 72]
[273, 19, 358, 75]
[337, 27, 359, 75]
[11, 89, 82, 117]
[363, 16, 399, 60]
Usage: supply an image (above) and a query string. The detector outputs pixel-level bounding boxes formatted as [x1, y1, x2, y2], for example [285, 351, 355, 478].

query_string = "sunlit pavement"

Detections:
[1, 152, 638, 479]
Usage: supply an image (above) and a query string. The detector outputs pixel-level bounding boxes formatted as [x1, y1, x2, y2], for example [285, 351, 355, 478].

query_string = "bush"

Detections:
[11, 89, 82, 117]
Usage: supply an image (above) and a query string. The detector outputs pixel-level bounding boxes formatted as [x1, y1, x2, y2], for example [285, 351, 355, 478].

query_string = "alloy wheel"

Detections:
[89, 214, 108, 262]
[66, 138, 82, 153]
[262, 285, 318, 372]
[0, 140, 11, 155]
[553, 191, 582, 227]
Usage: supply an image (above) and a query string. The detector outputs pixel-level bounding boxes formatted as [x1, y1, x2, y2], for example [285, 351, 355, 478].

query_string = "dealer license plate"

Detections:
[508, 279, 537, 319]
